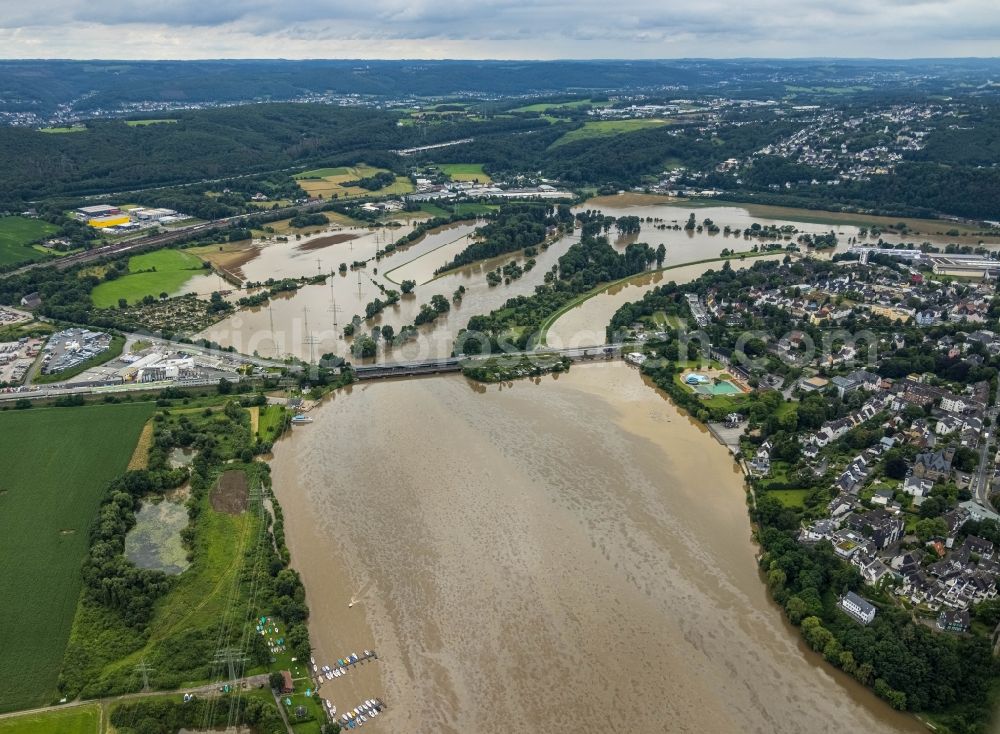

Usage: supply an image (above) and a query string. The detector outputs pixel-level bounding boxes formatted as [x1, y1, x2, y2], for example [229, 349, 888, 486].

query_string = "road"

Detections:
[0, 674, 271, 724]
[973, 393, 1000, 505]
[353, 344, 623, 379]
[0, 329, 294, 403]
[2, 343, 621, 401]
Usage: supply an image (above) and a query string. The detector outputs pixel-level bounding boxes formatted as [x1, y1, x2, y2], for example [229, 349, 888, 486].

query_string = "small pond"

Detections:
[168, 447, 197, 468]
[124, 497, 190, 575]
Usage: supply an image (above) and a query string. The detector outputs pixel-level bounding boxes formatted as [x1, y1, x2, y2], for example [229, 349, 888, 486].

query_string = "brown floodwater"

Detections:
[270, 362, 927, 734]
[545, 254, 785, 349]
[583, 195, 1000, 247]
[198, 195, 998, 364]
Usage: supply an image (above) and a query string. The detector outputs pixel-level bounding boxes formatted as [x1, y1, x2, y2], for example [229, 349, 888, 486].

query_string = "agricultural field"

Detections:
[0, 403, 153, 712]
[90, 249, 210, 308]
[0, 703, 100, 734]
[551, 118, 672, 147]
[125, 119, 177, 127]
[438, 163, 492, 184]
[38, 125, 86, 134]
[511, 98, 609, 112]
[247, 210, 359, 237]
[0, 216, 60, 267]
[293, 164, 413, 199]
[452, 202, 500, 217]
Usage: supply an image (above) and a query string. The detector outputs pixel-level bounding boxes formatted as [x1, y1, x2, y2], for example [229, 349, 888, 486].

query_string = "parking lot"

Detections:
[0, 338, 43, 385]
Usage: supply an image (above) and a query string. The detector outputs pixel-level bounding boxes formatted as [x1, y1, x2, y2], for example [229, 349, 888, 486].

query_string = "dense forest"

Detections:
[7, 59, 1000, 117]
[716, 162, 1000, 222]
[0, 104, 547, 204]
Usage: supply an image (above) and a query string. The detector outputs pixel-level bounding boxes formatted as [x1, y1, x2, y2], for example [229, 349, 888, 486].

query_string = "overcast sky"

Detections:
[0, 0, 997, 59]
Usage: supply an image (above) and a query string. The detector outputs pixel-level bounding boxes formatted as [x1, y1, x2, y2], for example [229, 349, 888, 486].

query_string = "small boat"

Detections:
[291, 414, 313, 424]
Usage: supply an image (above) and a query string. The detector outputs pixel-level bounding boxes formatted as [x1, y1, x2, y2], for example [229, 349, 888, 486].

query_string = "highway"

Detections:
[0, 330, 294, 404]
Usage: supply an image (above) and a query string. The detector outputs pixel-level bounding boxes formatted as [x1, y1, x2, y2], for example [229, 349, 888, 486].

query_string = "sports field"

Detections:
[0, 703, 100, 733]
[438, 163, 492, 184]
[0, 403, 153, 712]
[551, 118, 672, 147]
[90, 249, 209, 308]
[293, 164, 413, 199]
[0, 216, 60, 267]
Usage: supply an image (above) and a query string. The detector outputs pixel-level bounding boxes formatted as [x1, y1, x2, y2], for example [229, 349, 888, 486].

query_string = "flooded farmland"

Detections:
[269, 362, 927, 734]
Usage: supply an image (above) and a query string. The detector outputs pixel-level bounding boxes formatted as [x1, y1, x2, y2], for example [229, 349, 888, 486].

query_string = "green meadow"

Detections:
[90, 249, 209, 308]
[551, 118, 672, 147]
[0, 703, 100, 734]
[0, 216, 60, 267]
[438, 163, 492, 183]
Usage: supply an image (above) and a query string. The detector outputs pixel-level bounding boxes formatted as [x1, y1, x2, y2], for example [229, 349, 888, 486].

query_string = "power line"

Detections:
[134, 658, 154, 692]
[213, 647, 251, 687]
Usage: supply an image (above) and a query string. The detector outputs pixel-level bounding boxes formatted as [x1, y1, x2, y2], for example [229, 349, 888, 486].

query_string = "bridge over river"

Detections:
[354, 345, 624, 380]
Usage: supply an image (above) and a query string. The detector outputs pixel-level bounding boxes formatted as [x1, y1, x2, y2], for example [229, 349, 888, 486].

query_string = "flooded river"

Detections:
[270, 362, 926, 734]
[545, 254, 784, 348]
[197, 195, 1000, 364]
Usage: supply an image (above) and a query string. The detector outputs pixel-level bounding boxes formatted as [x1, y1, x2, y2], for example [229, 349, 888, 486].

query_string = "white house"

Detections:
[839, 591, 877, 625]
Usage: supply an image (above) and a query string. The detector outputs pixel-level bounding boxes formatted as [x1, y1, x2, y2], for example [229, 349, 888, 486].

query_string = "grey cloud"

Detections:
[0, 0, 997, 57]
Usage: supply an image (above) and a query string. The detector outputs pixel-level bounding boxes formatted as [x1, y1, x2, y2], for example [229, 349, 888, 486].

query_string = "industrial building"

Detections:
[929, 254, 1000, 278]
[76, 204, 121, 218]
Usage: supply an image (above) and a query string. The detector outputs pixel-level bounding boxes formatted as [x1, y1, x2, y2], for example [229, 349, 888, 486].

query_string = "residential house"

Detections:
[960, 500, 1000, 524]
[832, 375, 859, 397]
[937, 609, 970, 633]
[913, 448, 954, 482]
[839, 591, 877, 625]
[848, 509, 904, 550]
[800, 519, 837, 543]
[872, 488, 894, 506]
[903, 476, 933, 499]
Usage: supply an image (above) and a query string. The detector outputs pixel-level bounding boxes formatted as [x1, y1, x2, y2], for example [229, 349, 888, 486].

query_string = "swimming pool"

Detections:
[693, 380, 743, 395]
